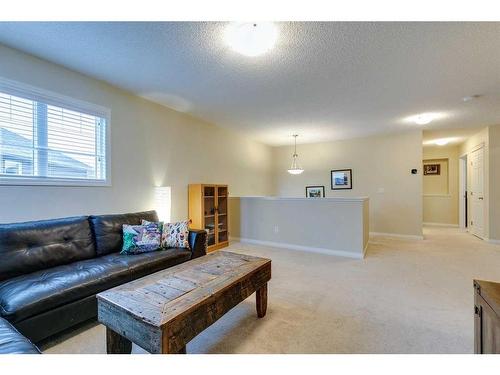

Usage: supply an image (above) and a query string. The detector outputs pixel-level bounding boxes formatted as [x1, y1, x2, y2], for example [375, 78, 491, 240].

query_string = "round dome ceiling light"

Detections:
[414, 113, 435, 125]
[224, 22, 278, 57]
[435, 139, 450, 146]
[406, 112, 447, 126]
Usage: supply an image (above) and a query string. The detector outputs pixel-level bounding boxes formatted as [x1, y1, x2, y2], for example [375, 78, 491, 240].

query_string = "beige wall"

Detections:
[230, 196, 369, 258]
[0, 44, 273, 223]
[272, 131, 423, 237]
[459, 127, 489, 157]
[422, 145, 459, 225]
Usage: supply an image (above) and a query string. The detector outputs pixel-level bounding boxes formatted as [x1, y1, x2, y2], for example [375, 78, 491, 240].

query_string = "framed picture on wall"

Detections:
[423, 164, 440, 175]
[306, 186, 325, 198]
[331, 169, 352, 190]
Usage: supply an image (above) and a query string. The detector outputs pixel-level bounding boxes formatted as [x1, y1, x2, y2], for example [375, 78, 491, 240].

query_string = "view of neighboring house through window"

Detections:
[0, 83, 108, 185]
[4, 159, 22, 175]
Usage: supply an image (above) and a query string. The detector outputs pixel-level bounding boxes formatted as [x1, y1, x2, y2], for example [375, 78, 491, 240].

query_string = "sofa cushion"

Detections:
[0, 248, 191, 323]
[0, 317, 40, 354]
[89, 211, 158, 256]
[0, 216, 96, 282]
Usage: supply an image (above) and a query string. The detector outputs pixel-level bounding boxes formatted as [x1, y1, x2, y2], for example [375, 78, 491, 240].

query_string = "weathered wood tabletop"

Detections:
[97, 250, 271, 354]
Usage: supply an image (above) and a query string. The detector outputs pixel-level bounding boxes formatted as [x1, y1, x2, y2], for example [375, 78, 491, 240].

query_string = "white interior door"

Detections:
[469, 147, 485, 238]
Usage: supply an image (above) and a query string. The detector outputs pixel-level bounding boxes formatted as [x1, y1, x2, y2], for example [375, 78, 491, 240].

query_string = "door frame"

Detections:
[459, 154, 467, 229]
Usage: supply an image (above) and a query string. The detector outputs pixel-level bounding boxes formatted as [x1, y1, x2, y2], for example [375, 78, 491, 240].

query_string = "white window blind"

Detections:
[0, 78, 110, 185]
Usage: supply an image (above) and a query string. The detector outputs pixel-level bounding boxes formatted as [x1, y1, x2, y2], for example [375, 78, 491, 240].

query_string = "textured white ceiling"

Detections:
[0, 22, 499, 146]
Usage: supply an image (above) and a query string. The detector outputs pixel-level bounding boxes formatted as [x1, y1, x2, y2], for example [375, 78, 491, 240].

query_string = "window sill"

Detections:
[0, 176, 111, 187]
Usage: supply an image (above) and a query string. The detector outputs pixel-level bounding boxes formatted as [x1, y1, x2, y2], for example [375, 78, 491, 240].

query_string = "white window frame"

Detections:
[0, 77, 111, 187]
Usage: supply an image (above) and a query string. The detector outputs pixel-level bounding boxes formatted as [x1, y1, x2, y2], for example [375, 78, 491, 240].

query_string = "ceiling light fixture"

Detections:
[224, 22, 278, 57]
[435, 139, 449, 146]
[413, 113, 435, 125]
[406, 112, 448, 126]
[287, 134, 304, 175]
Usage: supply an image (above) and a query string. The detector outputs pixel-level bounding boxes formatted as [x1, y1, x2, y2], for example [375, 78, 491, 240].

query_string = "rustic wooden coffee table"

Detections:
[97, 250, 271, 354]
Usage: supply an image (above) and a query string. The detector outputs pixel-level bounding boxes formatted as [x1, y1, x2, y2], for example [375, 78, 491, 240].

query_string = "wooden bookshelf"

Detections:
[188, 184, 229, 252]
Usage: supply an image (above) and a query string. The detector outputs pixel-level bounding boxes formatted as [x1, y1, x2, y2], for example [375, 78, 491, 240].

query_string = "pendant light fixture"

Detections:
[287, 134, 304, 175]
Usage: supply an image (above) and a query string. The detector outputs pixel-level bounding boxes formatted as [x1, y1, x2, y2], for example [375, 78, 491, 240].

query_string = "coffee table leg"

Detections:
[106, 327, 132, 354]
[256, 283, 268, 318]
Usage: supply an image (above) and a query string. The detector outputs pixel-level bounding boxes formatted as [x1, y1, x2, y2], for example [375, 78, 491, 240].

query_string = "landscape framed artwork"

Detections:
[306, 186, 325, 198]
[423, 164, 440, 175]
[331, 169, 352, 190]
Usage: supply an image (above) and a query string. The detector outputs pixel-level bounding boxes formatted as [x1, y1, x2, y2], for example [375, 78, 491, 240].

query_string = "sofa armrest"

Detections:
[0, 317, 40, 354]
[188, 229, 207, 259]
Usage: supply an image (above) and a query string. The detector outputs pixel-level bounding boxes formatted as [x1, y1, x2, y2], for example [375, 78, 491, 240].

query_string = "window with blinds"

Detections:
[0, 78, 110, 185]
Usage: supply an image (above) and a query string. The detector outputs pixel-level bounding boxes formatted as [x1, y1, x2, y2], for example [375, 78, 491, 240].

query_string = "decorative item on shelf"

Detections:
[306, 186, 325, 198]
[331, 169, 352, 190]
[423, 164, 440, 175]
[287, 134, 304, 175]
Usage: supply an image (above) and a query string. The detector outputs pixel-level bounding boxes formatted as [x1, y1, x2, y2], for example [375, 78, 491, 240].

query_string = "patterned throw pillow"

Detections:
[143, 219, 190, 249]
[120, 222, 162, 255]
[163, 220, 190, 248]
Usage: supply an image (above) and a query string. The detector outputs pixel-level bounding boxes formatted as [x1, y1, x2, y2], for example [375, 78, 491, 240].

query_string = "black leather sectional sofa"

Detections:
[0, 210, 207, 354]
[0, 317, 40, 354]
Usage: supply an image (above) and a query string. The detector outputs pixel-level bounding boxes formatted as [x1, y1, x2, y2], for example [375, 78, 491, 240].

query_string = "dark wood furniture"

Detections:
[97, 251, 271, 354]
[474, 279, 500, 354]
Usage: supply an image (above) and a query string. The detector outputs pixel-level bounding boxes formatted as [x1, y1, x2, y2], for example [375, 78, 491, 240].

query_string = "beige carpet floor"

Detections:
[40, 226, 500, 354]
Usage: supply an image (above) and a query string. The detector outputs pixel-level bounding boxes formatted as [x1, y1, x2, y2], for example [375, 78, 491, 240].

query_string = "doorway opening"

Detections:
[423, 129, 487, 240]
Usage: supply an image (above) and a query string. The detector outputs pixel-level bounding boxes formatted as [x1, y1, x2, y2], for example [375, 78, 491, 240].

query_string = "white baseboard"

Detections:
[369, 232, 424, 240]
[230, 237, 364, 259]
[486, 238, 500, 245]
[423, 222, 459, 228]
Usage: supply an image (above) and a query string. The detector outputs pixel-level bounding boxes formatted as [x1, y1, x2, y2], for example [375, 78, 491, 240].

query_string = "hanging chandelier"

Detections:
[287, 134, 304, 175]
